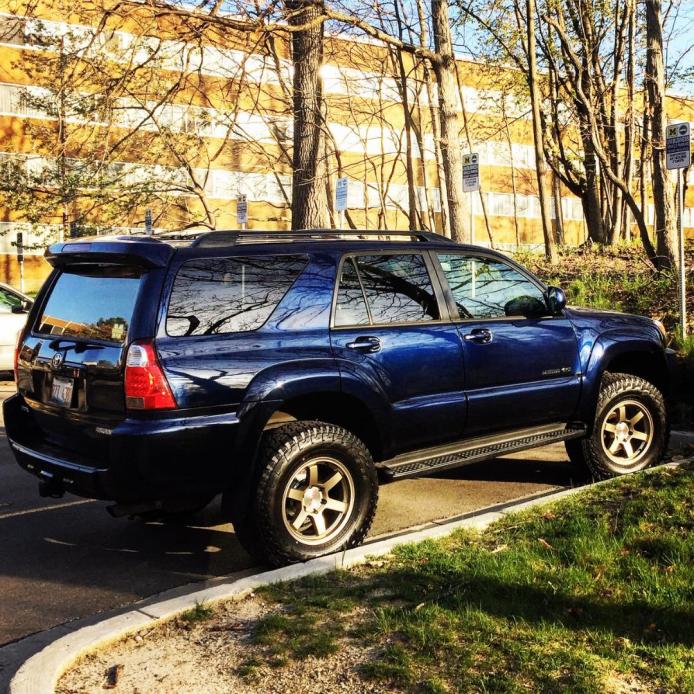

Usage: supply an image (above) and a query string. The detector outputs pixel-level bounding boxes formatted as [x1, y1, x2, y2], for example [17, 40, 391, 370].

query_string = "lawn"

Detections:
[57, 463, 693, 693]
[248, 463, 693, 693]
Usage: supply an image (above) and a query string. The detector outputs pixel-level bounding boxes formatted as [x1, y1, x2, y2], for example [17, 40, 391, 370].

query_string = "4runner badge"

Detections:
[542, 366, 572, 377]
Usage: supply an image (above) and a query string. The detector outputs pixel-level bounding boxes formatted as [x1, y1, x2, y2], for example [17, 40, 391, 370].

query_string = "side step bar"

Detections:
[377, 423, 585, 481]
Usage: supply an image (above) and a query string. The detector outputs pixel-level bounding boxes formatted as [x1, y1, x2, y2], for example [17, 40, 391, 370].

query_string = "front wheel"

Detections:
[566, 372, 669, 479]
[234, 421, 379, 566]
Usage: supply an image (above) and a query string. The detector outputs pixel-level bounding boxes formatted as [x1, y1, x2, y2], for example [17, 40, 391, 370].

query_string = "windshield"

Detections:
[36, 266, 143, 344]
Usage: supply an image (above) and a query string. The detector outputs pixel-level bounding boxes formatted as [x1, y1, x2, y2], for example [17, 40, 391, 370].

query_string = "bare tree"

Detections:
[286, 0, 328, 229]
[645, 0, 677, 269]
[526, 0, 557, 263]
[430, 0, 466, 241]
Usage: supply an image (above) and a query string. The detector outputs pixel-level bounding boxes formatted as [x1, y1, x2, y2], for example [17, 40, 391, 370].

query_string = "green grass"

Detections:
[512, 242, 692, 335]
[253, 464, 694, 692]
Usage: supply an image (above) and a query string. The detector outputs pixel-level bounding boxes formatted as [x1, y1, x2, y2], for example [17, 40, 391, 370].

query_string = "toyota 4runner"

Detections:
[5, 230, 674, 565]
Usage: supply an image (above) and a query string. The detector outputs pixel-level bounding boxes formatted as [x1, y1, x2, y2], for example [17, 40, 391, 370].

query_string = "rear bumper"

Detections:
[4, 394, 241, 502]
[8, 438, 110, 498]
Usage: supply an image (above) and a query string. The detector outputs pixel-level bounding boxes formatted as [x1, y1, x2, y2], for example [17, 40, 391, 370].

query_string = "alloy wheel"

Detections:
[281, 457, 355, 545]
[600, 399, 653, 467]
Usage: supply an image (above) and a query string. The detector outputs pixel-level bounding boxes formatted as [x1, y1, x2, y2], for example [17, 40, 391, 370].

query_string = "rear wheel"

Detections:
[233, 421, 378, 566]
[565, 372, 668, 479]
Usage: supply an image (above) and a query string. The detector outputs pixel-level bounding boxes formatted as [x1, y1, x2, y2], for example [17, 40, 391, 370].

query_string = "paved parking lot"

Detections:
[0, 380, 582, 647]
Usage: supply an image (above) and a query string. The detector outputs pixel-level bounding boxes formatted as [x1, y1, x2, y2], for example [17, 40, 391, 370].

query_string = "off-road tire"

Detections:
[234, 421, 378, 567]
[565, 372, 669, 480]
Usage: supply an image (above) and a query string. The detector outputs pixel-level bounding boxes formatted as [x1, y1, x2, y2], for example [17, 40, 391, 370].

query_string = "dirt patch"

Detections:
[57, 596, 391, 694]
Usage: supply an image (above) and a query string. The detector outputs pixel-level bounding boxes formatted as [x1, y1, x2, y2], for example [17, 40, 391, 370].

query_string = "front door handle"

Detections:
[346, 336, 381, 353]
[463, 328, 493, 344]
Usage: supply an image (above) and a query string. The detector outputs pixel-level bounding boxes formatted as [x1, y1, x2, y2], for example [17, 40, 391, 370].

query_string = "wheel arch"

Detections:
[579, 335, 670, 429]
[603, 350, 670, 395]
[263, 392, 385, 462]
[227, 387, 385, 522]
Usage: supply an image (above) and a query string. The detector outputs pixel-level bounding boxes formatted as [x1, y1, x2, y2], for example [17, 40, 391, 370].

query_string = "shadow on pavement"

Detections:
[0, 453, 576, 646]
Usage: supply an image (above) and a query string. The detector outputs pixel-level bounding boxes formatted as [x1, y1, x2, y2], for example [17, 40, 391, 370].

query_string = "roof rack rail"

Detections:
[185, 229, 449, 248]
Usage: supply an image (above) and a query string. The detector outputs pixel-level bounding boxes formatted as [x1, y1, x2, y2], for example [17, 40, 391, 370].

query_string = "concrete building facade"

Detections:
[0, 0, 692, 290]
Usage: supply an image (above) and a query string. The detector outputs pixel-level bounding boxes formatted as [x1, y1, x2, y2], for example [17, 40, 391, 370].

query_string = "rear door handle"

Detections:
[463, 328, 493, 344]
[346, 336, 381, 353]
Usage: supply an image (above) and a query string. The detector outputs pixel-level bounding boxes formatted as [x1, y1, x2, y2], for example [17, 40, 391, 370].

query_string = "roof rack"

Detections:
[160, 228, 450, 247]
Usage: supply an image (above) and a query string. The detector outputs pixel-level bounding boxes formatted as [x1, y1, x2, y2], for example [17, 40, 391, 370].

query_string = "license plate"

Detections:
[50, 376, 74, 408]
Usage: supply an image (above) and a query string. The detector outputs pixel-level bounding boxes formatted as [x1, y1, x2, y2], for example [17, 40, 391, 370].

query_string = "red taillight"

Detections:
[124, 340, 177, 410]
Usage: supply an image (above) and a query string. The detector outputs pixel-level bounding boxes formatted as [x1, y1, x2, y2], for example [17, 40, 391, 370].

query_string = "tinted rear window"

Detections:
[166, 255, 308, 336]
[335, 254, 439, 326]
[37, 266, 142, 344]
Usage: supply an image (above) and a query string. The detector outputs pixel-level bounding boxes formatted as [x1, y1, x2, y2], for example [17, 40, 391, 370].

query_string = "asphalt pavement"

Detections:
[0, 380, 584, 647]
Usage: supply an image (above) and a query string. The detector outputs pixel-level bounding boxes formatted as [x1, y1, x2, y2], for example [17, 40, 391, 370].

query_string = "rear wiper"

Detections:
[48, 339, 107, 353]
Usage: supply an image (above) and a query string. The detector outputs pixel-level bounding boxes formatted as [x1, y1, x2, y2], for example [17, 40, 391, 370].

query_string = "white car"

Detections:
[0, 282, 33, 372]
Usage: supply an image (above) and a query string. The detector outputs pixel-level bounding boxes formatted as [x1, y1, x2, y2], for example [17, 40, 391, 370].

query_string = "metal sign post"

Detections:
[144, 209, 153, 236]
[16, 232, 24, 293]
[237, 195, 248, 230]
[463, 153, 480, 244]
[666, 122, 691, 339]
[335, 177, 348, 230]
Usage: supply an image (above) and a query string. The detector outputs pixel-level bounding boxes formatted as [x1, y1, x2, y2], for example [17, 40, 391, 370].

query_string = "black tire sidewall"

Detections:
[589, 375, 667, 477]
[255, 423, 378, 564]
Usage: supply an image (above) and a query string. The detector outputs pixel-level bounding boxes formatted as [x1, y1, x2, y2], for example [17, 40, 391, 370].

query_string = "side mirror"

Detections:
[11, 300, 32, 314]
[545, 286, 566, 316]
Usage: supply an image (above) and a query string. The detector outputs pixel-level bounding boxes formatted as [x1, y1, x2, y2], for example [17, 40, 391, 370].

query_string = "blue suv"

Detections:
[5, 230, 673, 565]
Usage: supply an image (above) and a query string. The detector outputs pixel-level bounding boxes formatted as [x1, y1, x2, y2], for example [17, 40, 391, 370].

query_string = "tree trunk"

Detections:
[622, 0, 636, 242]
[526, 0, 557, 263]
[552, 172, 565, 244]
[287, 0, 328, 230]
[392, 2, 420, 231]
[581, 146, 604, 243]
[645, 0, 677, 269]
[394, 51, 419, 230]
[431, 0, 466, 242]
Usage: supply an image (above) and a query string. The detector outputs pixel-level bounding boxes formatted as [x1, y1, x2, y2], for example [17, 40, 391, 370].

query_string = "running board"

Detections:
[377, 423, 585, 481]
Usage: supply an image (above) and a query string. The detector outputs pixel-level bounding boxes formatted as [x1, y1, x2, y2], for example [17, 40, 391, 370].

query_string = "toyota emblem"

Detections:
[51, 352, 64, 369]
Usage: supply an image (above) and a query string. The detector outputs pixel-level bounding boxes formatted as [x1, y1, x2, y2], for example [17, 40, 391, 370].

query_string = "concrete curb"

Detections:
[9, 459, 691, 694]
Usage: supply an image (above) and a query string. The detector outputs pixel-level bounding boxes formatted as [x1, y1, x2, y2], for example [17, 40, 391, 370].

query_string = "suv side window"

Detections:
[437, 253, 546, 319]
[334, 258, 370, 326]
[334, 253, 439, 326]
[166, 255, 307, 336]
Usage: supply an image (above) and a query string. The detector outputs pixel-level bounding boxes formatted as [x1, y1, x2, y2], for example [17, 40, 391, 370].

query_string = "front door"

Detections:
[434, 252, 581, 435]
[330, 252, 467, 453]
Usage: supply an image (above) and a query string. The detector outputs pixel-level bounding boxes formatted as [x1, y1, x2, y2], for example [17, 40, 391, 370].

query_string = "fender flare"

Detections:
[577, 332, 667, 427]
[224, 360, 390, 519]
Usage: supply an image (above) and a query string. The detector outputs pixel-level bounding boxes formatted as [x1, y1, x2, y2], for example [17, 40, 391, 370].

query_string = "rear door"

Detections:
[434, 252, 581, 435]
[330, 251, 467, 453]
[16, 264, 145, 456]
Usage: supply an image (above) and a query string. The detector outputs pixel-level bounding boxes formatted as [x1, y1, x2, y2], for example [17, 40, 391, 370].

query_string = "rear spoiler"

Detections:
[45, 236, 174, 269]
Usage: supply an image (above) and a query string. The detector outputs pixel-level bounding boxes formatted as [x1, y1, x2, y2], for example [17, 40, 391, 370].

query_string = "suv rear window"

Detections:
[37, 266, 142, 344]
[166, 255, 308, 336]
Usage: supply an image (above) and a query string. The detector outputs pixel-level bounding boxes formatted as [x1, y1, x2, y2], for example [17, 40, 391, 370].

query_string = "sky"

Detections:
[667, 3, 694, 95]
